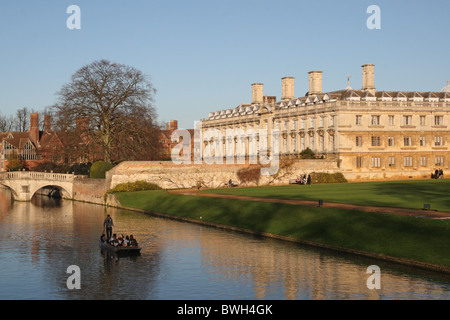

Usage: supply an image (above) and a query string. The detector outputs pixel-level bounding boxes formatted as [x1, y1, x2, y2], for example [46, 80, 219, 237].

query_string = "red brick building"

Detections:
[0, 113, 89, 172]
[159, 120, 195, 160]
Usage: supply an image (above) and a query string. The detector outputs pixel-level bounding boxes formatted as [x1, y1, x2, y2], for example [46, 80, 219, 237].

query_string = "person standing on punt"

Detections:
[103, 214, 114, 240]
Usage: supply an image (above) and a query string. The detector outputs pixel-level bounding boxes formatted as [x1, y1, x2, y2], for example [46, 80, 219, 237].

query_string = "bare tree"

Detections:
[52, 60, 160, 163]
[0, 113, 15, 132]
[15, 107, 30, 132]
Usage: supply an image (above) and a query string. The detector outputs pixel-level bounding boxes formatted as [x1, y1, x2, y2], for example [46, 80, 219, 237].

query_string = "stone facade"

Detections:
[200, 64, 450, 181]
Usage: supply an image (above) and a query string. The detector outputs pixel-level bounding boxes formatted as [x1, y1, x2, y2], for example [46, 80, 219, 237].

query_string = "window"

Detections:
[404, 157, 413, 167]
[320, 116, 324, 127]
[310, 135, 315, 150]
[388, 115, 395, 126]
[356, 136, 363, 147]
[371, 157, 381, 168]
[356, 157, 363, 168]
[292, 119, 297, 131]
[435, 116, 444, 126]
[389, 156, 395, 167]
[371, 115, 380, 126]
[435, 156, 444, 166]
[301, 136, 305, 151]
[356, 115, 362, 125]
[420, 116, 426, 126]
[403, 115, 412, 126]
[330, 135, 335, 152]
[388, 137, 394, 146]
[435, 136, 443, 146]
[310, 118, 315, 128]
[404, 136, 412, 146]
[371, 136, 381, 147]
[330, 115, 335, 127]
[419, 136, 426, 146]
[292, 137, 297, 153]
[301, 118, 305, 129]
[420, 156, 427, 166]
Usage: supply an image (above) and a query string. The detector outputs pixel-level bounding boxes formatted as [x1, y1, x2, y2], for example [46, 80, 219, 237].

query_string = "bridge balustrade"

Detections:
[0, 171, 75, 181]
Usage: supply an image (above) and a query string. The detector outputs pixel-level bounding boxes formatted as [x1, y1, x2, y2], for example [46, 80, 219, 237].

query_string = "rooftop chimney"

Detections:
[362, 64, 375, 95]
[44, 115, 51, 132]
[281, 77, 295, 100]
[29, 113, 39, 144]
[308, 71, 323, 96]
[251, 83, 264, 104]
[166, 120, 178, 131]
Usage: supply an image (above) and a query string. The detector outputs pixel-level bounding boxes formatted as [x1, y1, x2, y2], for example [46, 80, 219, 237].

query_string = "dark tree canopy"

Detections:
[52, 60, 161, 163]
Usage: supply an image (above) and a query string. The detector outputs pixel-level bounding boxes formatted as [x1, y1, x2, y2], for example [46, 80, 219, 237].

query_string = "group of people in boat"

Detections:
[101, 214, 139, 247]
[100, 233, 138, 247]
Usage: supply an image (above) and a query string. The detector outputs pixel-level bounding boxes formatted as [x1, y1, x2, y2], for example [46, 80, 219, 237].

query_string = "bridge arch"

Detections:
[30, 184, 73, 200]
[0, 182, 19, 200]
[0, 172, 75, 202]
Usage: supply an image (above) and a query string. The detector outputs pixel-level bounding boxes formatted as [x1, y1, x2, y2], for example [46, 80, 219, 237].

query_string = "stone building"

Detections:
[200, 64, 450, 181]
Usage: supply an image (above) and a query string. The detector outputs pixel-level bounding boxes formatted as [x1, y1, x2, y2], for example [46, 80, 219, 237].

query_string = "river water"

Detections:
[0, 188, 449, 300]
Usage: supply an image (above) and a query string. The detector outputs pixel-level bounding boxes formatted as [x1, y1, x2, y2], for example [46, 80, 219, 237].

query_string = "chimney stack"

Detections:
[308, 71, 323, 96]
[29, 113, 39, 144]
[251, 83, 264, 104]
[166, 120, 178, 131]
[281, 77, 295, 100]
[362, 64, 375, 95]
[44, 115, 51, 132]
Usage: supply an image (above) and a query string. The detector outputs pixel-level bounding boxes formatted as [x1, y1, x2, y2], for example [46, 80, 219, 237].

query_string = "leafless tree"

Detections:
[14, 107, 30, 132]
[0, 112, 15, 132]
[52, 60, 161, 163]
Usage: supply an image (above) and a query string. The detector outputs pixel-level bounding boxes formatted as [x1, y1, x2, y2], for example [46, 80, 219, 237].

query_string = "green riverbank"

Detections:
[114, 190, 450, 273]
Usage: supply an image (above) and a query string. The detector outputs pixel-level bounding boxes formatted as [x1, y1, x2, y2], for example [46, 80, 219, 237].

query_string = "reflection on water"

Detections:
[0, 187, 449, 300]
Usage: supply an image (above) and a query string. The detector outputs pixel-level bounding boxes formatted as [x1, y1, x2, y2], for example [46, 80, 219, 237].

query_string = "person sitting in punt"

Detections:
[129, 235, 138, 246]
[123, 235, 130, 246]
[109, 233, 117, 245]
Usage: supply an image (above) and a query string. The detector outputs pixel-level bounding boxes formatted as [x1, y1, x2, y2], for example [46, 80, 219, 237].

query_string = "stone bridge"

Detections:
[0, 171, 75, 201]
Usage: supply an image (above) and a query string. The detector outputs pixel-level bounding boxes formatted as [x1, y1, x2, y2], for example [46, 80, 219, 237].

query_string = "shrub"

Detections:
[310, 172, 348, 184]
[104, 180, 161, 202]
[6, 158, 24, 171]
[90, 161, 114, 179]
[300, 147, 316, 159]
[107, 180, 161, 193]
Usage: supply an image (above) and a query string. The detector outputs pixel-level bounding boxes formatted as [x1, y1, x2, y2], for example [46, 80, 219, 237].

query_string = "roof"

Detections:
[1, 132, 35, 149]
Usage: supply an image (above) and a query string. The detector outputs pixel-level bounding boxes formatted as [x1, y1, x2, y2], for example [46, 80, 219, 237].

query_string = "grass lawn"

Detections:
[202, 179, 450, 212]
[115, 190, 450, 268]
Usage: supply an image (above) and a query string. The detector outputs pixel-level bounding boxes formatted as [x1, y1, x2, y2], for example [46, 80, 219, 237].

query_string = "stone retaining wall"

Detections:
[105, 160, 339, 190]
[73, 177, 107, 205]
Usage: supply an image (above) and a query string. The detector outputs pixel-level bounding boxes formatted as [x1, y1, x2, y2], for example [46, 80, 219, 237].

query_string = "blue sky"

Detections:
[0, 0, 449, 129]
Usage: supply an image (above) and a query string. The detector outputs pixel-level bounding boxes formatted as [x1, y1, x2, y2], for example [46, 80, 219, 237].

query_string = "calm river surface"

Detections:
[0, 188, 449, 300]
